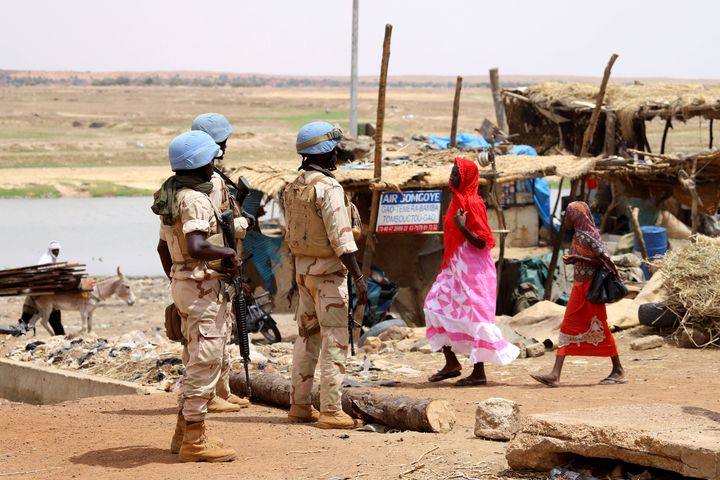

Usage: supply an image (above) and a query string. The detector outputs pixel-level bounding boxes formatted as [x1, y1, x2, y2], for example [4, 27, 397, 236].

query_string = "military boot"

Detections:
[224, 393, 250, 408]
[316, 410, 363, 430]
[207, 396, 244, 413]
[170, 413, 223, 454]
[178, 421, 236, 463]
[287, 404, 320, 423]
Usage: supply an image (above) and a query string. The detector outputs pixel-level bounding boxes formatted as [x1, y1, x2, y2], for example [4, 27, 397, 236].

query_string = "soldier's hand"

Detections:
[222, 253, 242, 276]
[353, 275, 368, 307]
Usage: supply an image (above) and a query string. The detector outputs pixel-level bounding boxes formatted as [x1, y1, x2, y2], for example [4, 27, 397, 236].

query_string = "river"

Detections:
[2, 186, 571, 277]
[1, 197, 163, 277]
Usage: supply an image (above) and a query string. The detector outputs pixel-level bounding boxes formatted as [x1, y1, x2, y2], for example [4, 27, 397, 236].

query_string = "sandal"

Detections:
[428, 370, 461, 382]
[454, 377, 487, 387]
[530, 373, 559, 388]
[599, 376, 627, 385]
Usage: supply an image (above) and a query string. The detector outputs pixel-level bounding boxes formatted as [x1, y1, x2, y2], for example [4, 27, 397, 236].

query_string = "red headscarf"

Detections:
[442, 157, 495, 268]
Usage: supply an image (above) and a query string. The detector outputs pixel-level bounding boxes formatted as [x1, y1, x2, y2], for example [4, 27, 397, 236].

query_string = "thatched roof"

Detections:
[592, 149, 720, 181]
[591, 149, 720, 214]
[506, 82, 720, 121]
[230, 151, 595, 197]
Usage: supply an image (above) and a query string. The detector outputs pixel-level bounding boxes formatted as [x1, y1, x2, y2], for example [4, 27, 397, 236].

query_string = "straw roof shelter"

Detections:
[502, 82, 720, 156]
[231, 150, 594, 198]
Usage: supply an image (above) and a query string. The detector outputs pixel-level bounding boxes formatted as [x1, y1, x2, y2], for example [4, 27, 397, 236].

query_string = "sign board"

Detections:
[377, 190, 442, 234]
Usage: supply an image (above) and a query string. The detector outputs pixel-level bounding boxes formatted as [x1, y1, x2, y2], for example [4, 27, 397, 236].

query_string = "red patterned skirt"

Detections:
[557, 279, 618, 357]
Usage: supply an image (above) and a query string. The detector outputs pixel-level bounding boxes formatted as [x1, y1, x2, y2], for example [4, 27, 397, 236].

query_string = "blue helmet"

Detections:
[296, 121, 343, 155]
[168, 131, 221, 171]
[191, 113, 233, 143]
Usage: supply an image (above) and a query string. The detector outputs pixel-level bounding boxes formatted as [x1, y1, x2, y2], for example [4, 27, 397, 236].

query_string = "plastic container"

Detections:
[635, 226, 667, 256]
[634, 226, 667, 279]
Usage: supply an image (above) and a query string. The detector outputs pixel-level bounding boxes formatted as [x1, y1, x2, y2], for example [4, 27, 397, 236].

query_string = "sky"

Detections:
[1, 0, 718, 79]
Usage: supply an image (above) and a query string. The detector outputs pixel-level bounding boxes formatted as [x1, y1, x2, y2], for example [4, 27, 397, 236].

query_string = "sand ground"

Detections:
[0, 278, 718, 480]
[0, 85, 711, 196]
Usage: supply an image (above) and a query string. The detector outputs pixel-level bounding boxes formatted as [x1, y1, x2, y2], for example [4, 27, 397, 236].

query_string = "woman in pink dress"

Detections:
[424, 158, 519, 386]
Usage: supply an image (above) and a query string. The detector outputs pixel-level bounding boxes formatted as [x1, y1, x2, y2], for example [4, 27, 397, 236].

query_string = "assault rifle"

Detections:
[219, 174, 253, 397]
[213, 167, 256, 228]
[347, 275, 357, 356]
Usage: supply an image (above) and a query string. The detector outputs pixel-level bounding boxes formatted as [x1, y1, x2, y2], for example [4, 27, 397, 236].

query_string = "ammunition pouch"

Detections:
[164, 303, 185, 344]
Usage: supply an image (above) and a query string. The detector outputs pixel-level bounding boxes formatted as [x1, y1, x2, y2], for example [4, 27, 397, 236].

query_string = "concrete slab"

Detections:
[0, 358, 157, 404]
[506, 404, 720, 479]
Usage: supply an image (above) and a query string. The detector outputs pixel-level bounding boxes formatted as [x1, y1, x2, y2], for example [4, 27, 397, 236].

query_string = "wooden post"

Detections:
[356, 24, 392, 324]
[661, 117, 672, 154]
[580, 53, 619, 157]
[488, 152, 507, 294]
[629, 207, 648, 262]
[544, 53, 618, 301]
[349, 0, 359, 137]
[489, 68, 508, 133]
[549, 177, 564, 243]
[710, 118, 714, 149]
[603, 112, 617, 156]
[678, 166, 701, 235]
[449, 76, 463, 148]
[691, 159, 700, 235]
[599, 181, 616, 234]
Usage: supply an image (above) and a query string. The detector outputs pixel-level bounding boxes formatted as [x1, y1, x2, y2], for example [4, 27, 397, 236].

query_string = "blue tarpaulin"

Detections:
[427, 132, 491, 150]
[508, 145, 552, 230]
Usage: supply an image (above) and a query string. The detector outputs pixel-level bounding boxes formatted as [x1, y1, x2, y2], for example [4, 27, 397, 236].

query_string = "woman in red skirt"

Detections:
[531, 201, 626, 387]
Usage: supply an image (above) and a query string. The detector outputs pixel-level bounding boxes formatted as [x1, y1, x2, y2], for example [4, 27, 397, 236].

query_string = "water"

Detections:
[1, 197, 164, 277]
[1, 186, 575, 277]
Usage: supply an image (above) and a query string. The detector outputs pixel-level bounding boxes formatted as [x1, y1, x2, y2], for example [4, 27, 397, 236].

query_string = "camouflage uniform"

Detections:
[160, 188, 228, 422]
[282, 168, 357, 413]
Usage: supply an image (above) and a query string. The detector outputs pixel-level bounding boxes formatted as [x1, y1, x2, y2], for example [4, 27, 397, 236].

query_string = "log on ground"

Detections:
[229, 372, 455, 433]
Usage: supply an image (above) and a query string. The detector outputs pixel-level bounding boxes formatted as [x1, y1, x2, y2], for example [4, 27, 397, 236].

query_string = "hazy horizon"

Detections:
[1, 0, 718, 80]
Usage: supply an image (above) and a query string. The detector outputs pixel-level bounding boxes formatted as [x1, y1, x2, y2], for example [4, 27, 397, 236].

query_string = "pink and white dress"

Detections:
[424, 242, 519, 365]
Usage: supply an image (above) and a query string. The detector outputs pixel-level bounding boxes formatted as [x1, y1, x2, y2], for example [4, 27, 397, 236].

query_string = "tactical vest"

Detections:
[285, 171, 353, 258]
[168, 189, 222, 268]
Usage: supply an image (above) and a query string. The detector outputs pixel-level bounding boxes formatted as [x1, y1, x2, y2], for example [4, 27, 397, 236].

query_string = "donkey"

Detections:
[28, 267, 136, 335]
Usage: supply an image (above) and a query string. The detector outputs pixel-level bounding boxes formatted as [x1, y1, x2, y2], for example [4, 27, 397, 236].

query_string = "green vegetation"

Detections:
[66, 181, 154, 197]
[277, 111, 348, 129]
[0, 184, 61, 198]
[0, 130, 56, 140]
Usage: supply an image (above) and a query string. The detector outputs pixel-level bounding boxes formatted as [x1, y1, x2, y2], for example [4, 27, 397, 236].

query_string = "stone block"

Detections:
[525, 342, 545, 357]
[474, 397, 521, 441]
[506, 405, 720, 479]
[395, 338, 416, 352]
[630, 335, 665, 351]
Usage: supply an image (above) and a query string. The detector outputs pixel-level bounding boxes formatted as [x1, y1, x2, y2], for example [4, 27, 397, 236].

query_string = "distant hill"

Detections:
[1, 70, 718, 88]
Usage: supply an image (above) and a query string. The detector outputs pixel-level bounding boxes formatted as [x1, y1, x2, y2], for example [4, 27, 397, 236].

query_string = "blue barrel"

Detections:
[634, 226, 667, 279]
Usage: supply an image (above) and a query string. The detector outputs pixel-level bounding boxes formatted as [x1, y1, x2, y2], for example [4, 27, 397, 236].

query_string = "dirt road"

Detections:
[1, 278, 719, 479]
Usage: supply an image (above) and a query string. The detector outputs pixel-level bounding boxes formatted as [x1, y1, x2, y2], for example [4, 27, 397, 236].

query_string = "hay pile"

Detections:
[659, 236, 720, 346]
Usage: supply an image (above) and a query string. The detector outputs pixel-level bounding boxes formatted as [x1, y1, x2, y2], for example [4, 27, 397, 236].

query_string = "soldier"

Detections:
[153, 130, 238, 462]
[191, 113, 250, 413]
[192, 112, 233, 172]
[282, 121, 368, 429]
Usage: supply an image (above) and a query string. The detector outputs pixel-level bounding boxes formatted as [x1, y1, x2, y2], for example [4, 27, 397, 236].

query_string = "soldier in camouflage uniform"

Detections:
[282, 121, 368, 430]
[192, 113, 251, 413]
[154, 130, 239, 462]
